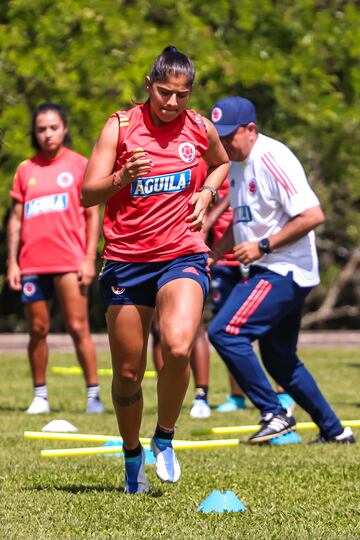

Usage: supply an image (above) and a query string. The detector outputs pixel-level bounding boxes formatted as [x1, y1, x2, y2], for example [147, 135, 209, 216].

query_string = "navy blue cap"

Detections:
[211, 97, 257, 137]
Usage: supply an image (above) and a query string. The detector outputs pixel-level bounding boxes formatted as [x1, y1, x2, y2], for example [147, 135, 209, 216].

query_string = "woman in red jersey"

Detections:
[6, 103, 104, 415]
[82, 46, 229, 493]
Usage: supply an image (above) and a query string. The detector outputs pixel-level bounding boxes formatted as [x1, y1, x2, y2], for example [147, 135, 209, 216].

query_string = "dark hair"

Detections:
[31, 103, 71, 150]
[148, 46, 195, 87]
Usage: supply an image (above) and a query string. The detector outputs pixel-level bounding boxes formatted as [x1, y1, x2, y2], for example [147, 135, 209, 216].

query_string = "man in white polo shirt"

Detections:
[208, 96, 355, 444]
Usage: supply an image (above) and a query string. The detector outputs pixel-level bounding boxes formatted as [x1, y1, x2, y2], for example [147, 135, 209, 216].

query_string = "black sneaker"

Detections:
[310, 426, 355, 445]
[249, 411, 296, 444]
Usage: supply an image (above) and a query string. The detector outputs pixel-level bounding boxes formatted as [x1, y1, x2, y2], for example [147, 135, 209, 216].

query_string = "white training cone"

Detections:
[41, 420, 78, 433]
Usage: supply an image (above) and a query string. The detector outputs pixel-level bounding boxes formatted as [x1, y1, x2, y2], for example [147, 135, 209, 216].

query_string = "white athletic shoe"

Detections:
[150, 437, 181, 483]
[86, 397, 105, 414]
[190, 398, 211, 419]
[26, 397, 50, 414]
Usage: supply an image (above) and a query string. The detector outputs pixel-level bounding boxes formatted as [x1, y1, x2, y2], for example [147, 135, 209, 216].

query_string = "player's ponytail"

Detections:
[148, 45, 195, 87]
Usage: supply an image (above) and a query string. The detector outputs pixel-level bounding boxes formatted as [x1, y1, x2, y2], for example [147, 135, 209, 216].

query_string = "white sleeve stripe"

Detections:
[261, 152, 297, 196]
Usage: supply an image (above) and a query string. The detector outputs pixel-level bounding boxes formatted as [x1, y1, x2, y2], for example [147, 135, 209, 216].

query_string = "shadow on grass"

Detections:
[347, 363, 360, 368]
[331, 401, 360, 408]
[26, 484, 164, 497]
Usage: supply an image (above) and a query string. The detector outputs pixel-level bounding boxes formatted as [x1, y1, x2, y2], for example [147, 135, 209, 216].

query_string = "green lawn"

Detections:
[1, 347, 359, 539]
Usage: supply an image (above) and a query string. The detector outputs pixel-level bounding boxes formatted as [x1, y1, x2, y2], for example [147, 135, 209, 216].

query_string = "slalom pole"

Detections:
[191, 419, 360, 437]
[51, 366, 157, 378]
[40, 439, 240, 458]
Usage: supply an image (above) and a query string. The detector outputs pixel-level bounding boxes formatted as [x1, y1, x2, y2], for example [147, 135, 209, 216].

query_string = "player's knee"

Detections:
[113, 368, 141, 386]
[67, 318, 89, 342]
[29, 322, 49, 340]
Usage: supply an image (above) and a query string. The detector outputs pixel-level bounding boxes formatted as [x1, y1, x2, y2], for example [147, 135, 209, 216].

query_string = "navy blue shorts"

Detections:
[21, 274, 57, 304]
[210, 265, 242, 315]
[99, 253, 210, 309]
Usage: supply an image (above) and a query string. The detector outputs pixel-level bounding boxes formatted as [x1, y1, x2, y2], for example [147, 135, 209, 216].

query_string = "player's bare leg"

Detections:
[25, 300, 51, 384]
[55, 273, 98, 384]
[189, 323, 211, 418]
[106, 304, 153, 449]
[55, 272, 104, 412]
[156, 278, 204, 428]
[152, 278, 204, 482]
[24, 300, 51, 413]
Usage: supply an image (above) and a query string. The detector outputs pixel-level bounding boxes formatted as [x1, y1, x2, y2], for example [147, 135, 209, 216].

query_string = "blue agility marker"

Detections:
[198, 490, 246, 513]
[270, 431, 302, 445]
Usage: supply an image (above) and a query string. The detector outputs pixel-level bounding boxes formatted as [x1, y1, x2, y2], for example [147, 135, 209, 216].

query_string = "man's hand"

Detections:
[233, 241, 263, 265]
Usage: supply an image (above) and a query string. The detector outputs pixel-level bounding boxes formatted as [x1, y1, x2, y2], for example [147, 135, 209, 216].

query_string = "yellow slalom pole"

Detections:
[51, 366, 157, 378]
[41, 439, 240, 458]
[191, 419, 360, 437]
[24, 431, 150, 444]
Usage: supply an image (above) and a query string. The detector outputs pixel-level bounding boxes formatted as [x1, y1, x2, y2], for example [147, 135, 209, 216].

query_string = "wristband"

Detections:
[200, 185, 217, 203]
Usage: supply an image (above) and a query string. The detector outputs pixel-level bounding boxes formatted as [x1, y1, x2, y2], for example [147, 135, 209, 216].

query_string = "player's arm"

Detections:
[78, 205, 100, 286]
[202, 193, 230, 238]
[82, 117, 152, 207]
[186, 119, 230, 230]
[233, 205, 325, 265]
[208, 223, 234, 266]
[6, 201, 23, 290]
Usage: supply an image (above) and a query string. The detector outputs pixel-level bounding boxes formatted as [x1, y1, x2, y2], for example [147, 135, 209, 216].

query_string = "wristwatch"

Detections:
[200, 185, 217, 203]
[258, 238, 271, 254]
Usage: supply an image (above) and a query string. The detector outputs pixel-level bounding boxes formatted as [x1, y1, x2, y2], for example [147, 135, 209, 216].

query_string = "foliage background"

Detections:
[1, 0, 360, 329]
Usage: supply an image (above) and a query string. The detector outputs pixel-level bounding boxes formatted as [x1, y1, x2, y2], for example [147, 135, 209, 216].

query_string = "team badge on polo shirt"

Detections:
[248, 179, 257, 194]
[23, 282, 36, 297]
[178, 142, 196, 163]
[57, 172, 74, 188]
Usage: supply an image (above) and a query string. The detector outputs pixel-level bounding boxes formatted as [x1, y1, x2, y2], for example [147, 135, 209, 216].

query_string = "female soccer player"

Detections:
[7, 103, 104, 415]
[82, 46, 229, 493]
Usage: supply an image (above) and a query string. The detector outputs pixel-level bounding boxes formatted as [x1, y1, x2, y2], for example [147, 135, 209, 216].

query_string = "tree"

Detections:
[1, 0, 360, 328]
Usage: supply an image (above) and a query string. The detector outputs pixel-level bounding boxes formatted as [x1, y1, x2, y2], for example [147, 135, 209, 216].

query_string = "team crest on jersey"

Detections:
[178, 142, 196, 163]
[131, 170, 191, 197]
[193, 113, 205, 126]
[27, 177, 37, 186]
[25, 193, 69, 218]
[248, 179, 257, 194]
[23, 282, 36, 297]
[111, 286, 125, 295]
[57, 172, 74, 188]
[211, 107, 222, 123]
[233, 205, 252, 223]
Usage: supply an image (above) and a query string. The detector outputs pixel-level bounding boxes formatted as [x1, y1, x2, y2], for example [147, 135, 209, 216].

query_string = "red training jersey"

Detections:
[213, 177, 239, 266]
[103, 102, 209, 262]
[10, 148, 88, 274]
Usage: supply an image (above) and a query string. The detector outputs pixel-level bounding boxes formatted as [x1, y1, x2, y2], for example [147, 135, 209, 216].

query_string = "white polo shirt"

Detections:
[230, 133, 320, 287]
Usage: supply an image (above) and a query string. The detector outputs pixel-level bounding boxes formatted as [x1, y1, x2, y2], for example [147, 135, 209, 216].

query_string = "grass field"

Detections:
[1, 347, 359, 539]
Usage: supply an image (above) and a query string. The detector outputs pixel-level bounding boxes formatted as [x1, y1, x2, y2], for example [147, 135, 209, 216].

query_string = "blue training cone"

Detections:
[270, 431, 302, 445]
[198, 489, 247, 513]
